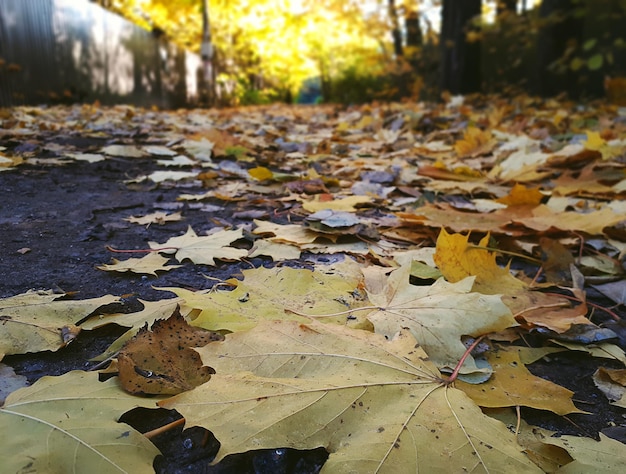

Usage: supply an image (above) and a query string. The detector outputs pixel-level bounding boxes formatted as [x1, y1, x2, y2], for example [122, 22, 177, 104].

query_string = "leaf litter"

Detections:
[0, 98, 625, 472]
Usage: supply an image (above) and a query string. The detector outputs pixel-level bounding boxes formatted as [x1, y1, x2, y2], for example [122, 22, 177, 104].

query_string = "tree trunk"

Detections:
[497, 0, 517, 17]
[388, 0, 403, 57]
[535, 0, 583, 97]
[405, 8, 422, 49]
[440, 0, 481, 94]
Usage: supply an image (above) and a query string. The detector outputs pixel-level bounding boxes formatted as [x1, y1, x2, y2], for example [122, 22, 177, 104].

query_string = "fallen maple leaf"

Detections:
[520, 204, 625, 236]
[496, 183, 544, 207]
[253, 219, 336, 245]
[143, 145, 177, 157]
[248, 239, 302, 261]
[434, 228, 527, 295]
[124, 211, 182, 226]
[168, 259, 372, 332]
[593, 367, 626, 408]
[149, 226, 248, 265]
[101, 144, 145, 158]
[160, 319, 542, 473]
[302, 194, 371, 213]
[364, 263, 515, 376]
[98, 253, 182, 276]
[433, 229, 590, 333]
[0, 371, 160, 473]
[131, 170, 198, 183]
[454, 126, 496, 158]
[457, 347, 585, 415]
[542, 434, 626, 472]
[118, 308, 222, 395]
[0, 291, 119, 359]
[80, 298, 184, 361]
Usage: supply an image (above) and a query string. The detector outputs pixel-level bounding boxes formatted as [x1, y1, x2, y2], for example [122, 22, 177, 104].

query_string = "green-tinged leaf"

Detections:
[583, 39, 597, 51]
[587, 54, 603, 70]
[248, 166, 274, 181]
[0, 291, 119, 358]
[168, 259, 372, 332]
[570, 57, 585, 71]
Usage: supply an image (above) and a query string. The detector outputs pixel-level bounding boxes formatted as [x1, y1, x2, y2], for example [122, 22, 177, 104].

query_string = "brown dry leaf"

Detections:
[81, 298, 184, 361]
[159, 319, 542, 473]
[118, 307, 223, 395]
[510, 292, 590, 333]
[551, 164, 618, 196]
[521, 204, 625, 236]
[457, 347, 585, 415]
[539, 237, 575, 284]
[396, 202, 532, 235]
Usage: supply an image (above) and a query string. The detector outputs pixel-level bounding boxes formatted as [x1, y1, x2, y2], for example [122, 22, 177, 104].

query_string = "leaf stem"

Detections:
[441, 335, 486, 386]
[544, 292, 621, 322]
[143, 417, 186, 439]
[106, 245, 179, 253]
[467, 245, 542, 264]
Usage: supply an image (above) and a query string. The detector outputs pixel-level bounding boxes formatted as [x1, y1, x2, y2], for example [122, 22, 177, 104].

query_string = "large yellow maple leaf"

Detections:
[160, 319, 543, 473]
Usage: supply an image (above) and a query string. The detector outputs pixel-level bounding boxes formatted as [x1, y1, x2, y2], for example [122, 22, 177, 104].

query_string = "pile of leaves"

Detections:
[1, 95, 626, 472]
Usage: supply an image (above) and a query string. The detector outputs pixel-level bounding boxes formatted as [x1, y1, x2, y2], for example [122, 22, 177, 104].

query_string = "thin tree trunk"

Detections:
[497, 0, 517, 17]
[388, 0, 403, 57]
[440, 0, 481, 94]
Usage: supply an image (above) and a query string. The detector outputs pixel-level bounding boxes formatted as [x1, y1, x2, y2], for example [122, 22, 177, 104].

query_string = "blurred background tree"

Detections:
[87, 0, 626, 105]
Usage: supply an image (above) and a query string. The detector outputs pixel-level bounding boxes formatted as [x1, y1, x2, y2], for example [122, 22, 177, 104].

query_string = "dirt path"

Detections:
[1, 103, 625, 472]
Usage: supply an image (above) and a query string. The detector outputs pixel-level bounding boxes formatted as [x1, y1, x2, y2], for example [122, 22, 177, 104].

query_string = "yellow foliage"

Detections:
[496, 183, 544, 206]
[434, 228, 527, 295]
[102, 0, 389, 97]
[457, 347, 584, 415]
[454, 126, 496, 158]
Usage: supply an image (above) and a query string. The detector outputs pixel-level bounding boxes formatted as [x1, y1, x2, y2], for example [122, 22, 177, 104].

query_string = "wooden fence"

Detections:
[0, 0, 202, 108]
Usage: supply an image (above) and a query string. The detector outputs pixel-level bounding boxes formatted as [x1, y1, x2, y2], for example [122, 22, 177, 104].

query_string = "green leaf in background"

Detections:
[587, 54, 604, 70]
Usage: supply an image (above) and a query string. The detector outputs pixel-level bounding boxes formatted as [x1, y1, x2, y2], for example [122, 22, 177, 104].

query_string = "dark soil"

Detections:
[1, 132, 626, 473]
